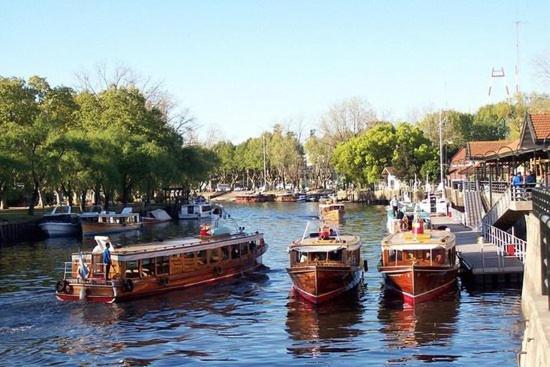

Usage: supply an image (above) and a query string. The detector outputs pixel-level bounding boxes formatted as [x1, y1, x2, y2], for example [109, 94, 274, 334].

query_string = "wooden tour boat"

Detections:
[287, 223, 365, 304]
[55, 223, 268, 303]
[379, 223, 458, 304]
[275, 192, 297, 202]
[81, 207, 142, 236]
[318, 201, 345, 223]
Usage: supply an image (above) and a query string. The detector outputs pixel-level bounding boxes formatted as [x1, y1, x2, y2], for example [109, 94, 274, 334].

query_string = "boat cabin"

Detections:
[381, 232, 457, 268]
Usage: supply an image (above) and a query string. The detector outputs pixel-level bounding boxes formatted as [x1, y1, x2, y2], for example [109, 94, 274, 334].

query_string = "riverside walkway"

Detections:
[430, 216, 524, 284]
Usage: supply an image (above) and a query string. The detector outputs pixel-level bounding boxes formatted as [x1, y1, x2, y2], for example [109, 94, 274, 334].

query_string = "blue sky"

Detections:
[1, 1, 549, 142]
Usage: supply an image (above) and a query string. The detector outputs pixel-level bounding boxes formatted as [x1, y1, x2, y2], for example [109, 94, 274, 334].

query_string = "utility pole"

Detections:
[263, 135, 267, 190]
[515, 20, 522, 96]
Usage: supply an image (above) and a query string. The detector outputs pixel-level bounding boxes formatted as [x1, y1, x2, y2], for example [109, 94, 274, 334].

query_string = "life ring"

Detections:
[213, 266, 223, 276]
[55, 280, 67, 293]
[123, 279, 134, 292]
[65, 284, 74, 294]
[159, 277, 169, 286]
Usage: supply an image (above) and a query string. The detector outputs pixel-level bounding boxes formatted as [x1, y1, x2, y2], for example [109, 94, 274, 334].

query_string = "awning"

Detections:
[383, 243, 447, 251]
[291, 245, 344, 252]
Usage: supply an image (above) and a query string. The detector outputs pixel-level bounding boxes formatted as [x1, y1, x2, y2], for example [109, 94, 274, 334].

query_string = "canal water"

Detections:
[0, 203, 523, 366]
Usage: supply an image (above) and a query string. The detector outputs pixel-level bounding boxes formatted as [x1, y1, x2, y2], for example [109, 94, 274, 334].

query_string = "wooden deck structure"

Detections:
[430, 216, 523, 284]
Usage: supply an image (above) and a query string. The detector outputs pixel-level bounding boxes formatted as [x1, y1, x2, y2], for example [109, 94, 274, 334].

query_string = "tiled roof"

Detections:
[450, 147, 466, 164]
[467, 140, 516, 158]
[529, 113, 550, 141]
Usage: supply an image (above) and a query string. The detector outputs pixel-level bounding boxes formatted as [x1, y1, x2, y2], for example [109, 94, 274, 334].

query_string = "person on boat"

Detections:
[390, 196, 399, 217]
[103, 242, 112, 281]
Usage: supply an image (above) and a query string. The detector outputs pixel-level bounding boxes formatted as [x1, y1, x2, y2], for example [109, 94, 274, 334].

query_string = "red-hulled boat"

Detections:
[55, 223, 267, 303]
[287, 224, 364, 304]
[379, 228, 458, 304]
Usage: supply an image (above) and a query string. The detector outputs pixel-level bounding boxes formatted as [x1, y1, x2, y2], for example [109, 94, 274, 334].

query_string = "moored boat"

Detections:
[287, 224, 364, 304]
[318, 201, 345, 224]
[55, 224, 268, 303]
[81, 207, 142, 236]
[39, 205, 80, 237]
[142, 208, 172, 223]
[379, 225, 458, 304]
[179, 196, 214, 220]
[275, 192, 297, 202]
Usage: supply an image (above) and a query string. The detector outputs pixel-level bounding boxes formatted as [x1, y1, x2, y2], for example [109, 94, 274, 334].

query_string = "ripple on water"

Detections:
[0, 203, 522, 366]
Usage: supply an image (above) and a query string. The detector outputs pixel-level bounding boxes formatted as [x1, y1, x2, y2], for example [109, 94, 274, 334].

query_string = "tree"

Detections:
[319, 97, 377, 146]
[332, 122, 396, 185]
[392, 123, 438, 182]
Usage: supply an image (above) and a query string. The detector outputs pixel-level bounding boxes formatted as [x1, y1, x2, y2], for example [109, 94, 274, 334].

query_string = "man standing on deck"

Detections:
[103, 242, 112, 280]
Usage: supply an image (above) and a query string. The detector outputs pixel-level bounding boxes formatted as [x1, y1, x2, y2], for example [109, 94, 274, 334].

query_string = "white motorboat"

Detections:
[39, 206, 80, 237]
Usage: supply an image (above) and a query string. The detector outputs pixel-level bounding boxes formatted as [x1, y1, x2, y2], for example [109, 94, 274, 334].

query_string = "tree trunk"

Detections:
[80, 191, 87, 212]
[28, 183, 39, 216]
[94, 183, 101, 205]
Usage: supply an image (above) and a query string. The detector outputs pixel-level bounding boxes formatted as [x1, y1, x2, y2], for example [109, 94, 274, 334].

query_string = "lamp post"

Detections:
[543, 132, 550, 187]
[483, 150, 499, 208]
[439, 112, 446, 199]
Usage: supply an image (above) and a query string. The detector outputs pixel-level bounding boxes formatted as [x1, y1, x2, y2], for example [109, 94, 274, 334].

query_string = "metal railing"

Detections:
[533, 188, 550, 304]
[479, 180, 509, 194]
[482, 224, 527, 263]
[511, 185, 533, 201]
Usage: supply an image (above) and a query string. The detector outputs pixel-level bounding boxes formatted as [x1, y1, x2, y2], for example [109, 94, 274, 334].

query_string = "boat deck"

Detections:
[430, 216, 523, 284]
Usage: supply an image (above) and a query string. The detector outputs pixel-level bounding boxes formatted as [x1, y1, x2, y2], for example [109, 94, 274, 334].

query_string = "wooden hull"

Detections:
[275, 195, 297, 202]
[380, 265, 458, 304]
[81, 222, 142, 236]
[287, 265, 362, 304]
[56, 249, 266, 303]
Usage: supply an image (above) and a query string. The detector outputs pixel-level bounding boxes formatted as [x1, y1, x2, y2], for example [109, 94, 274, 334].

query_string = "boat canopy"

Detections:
[291, 245, 344, 253]
[381, 230, 456, 250]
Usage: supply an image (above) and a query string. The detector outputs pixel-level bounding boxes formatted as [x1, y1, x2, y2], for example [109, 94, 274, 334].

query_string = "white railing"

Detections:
[482, 224, 526, 263]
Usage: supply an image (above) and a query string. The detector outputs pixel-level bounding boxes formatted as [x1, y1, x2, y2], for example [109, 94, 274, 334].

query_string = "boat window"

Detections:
[202, 205, 211, 212]
[183, 252, 194, 259]
[209, 248, 222, 263]
[197, 250, 207, 265]
[156, 256, 170, 275]
[249, 241, 256, 251]
[240, 242, 249, 256]
[221, 246, 230, 260]
[125, 260, 140, 279]
[142, 258, 155, 277]
[231, 245, 240, 259]
[328, 250, 342, 261]
[187, 206, 194, 214]
[310, 252, 327, 262]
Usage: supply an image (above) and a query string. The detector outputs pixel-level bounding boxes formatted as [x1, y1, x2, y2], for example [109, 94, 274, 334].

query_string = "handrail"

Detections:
[482, 186, 512, 227]
[483, 223, 526, 263]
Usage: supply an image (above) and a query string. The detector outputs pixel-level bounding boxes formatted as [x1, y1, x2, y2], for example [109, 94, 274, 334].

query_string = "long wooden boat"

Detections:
[81, 208, 142, 236]
[55, 227, 268, 303]
[275, 193, 297, 202]
[287, 225, 364, 304]
[318, 202, 345, 223]
[379, 229, 458, 304]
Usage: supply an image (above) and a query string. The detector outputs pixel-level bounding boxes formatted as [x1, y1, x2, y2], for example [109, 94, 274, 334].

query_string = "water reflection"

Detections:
[378, 287, 460, 349]
[285, 286, 364, 357]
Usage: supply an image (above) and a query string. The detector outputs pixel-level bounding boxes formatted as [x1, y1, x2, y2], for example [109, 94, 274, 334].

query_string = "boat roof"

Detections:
[81, 232, 263, 261]
[381, 230, 456, 250]
[290, 235, 361, 251]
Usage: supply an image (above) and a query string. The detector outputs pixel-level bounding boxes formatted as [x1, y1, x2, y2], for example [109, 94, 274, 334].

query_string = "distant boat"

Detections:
[296, 194, 307, 202]
[287, 223, 365, 304]
[39, 206, 79, 237]
[318, 201, 345, 224]
[379, 224, 458, 304]
[179, 196, 224, 220]
[275, 192, 297, 202]
[81, 207, 142, 236]
[142, 209, 172, 223]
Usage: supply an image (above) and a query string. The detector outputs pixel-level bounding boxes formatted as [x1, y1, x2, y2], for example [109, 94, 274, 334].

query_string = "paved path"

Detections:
[430, 216, 524, 276]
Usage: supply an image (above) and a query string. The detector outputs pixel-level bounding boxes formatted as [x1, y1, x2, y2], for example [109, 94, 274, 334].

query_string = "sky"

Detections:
[1, 0, 549, 143]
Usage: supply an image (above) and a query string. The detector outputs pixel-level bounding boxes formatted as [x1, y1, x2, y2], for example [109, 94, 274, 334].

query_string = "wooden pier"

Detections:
[430, 216, 524, 284]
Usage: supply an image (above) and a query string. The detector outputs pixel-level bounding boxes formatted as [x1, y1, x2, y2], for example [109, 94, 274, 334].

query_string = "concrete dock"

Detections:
[430, 216, 524, 284]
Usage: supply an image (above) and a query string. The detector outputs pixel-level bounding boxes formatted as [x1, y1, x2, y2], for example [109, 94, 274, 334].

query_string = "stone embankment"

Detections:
[519, 213, 550, 367]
